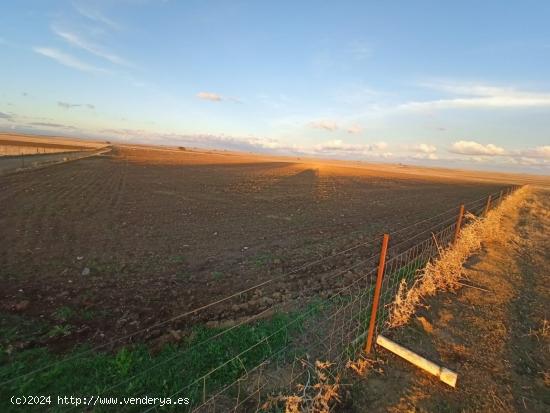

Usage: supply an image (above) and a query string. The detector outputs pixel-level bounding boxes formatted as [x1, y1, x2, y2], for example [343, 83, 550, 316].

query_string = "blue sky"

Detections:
[1, 0, 549, 173]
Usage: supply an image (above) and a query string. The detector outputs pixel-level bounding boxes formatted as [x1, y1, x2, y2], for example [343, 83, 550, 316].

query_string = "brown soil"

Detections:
[0, 142, 543, 354]
[344, 189, 550, 412]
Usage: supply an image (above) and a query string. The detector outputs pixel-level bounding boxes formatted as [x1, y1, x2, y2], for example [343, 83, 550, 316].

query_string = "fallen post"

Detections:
[376, 334, 458, 388]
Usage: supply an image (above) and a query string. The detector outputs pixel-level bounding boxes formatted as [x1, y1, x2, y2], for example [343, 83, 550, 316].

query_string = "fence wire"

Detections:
[1, 185, 521, 413]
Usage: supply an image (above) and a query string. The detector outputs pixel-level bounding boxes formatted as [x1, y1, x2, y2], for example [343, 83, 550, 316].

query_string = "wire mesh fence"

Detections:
[0, 147, 110, 175]
[0, 185, 522, 412]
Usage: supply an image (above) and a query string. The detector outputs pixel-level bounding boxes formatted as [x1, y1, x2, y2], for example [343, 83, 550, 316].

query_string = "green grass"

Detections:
[0, 255, 434, 412]
[53, 307, 74, 322]
[166, 255, 186, 265]
[46, 324, 72, 339]
[0, 311, 310, 412]
[0, 314, 51, 349]
[252, 253, 277, 268]
[211, 271, 223, 280]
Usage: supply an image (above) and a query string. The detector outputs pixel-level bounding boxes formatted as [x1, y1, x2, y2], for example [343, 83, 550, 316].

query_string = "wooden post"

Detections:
[364, 233, 389, 354]
[453, 204, 465, 244]
[484, 195, 492, 216]
[376, 335, 458, 387]
[499, 189, 504, 205]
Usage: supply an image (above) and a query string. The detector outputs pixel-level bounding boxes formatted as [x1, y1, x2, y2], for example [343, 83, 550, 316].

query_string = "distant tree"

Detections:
[178, 146, 187, 151]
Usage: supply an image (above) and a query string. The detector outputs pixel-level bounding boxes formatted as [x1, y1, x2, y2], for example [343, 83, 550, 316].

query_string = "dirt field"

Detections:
[345, 188, 550, 412]
[0, 142, 546, 354]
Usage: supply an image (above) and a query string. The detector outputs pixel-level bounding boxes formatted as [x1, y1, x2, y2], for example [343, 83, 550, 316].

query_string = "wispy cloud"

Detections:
[401, 81, 550, 111]
[197, 92, 222, 102]
[519, 145, 550, 159]
[196, 92, 241, 103]
[0, 111, 13, 120]
[314, 139, 388, 154]
[346, 124, 363, 134]
[29, 121, 77, 130]
[348, 41, 373, 61]
[58, 101, 95, 110]
[309, 119, 339, 131]
[52, 26, 131, 66]
[33, 47, 108, 73]
[309, 120, 365, 134]
[450, 140, 506, 156]
[73, 4, 121, 31]
[96, 127, 392, 159]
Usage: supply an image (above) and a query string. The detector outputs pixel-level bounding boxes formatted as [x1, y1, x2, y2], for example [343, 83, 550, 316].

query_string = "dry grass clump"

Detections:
[346, 355, 384, 377]
[389, 186, 529, 328]
[262, 360, 341, 413]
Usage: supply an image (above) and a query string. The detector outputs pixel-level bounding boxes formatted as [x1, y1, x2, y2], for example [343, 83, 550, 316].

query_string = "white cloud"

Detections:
[400, 81, 550, 111]
[411, 143, 437, 154]
[52, 26, 130, 66]
[450, 140, 506, 156]
[520, 145, 550, 159]
[0, 111, 13, 121]
[309, 119, 338, 131]
[58, 101, 95, 110]
[309, 120, 367, 134]
[314, 139, 387, 154]
[74, 4, 121, 30]
[349, 41, 373, 61]
[196, 92, 241, 103]
[33, 47, 108, 73]
[412, 153, 439, 160]
[346, 124, 363, 134]
[29, 121, 77, 130]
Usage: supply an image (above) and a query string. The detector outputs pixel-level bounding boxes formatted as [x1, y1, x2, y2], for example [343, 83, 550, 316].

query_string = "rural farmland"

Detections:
[1, 137, 547, 412]
[0, 144, 514, 345]
[3, 1, 550, 411]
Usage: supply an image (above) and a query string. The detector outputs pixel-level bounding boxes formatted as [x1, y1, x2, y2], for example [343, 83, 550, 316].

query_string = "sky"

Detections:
[1, 0, 549, 174]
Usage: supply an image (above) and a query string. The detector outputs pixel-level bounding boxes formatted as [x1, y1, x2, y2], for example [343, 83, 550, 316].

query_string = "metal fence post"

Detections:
[364, 233, 389, 354]
[484, 195, 492, 216]
[453, 204, 465, 244]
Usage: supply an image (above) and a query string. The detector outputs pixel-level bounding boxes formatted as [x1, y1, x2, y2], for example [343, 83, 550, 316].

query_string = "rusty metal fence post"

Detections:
[453, 204, 465, 244]
[364, 233, 389, 354]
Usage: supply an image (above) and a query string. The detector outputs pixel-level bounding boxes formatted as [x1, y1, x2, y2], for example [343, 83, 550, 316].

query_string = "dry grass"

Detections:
[388, 186, 530, 328]
[261, 360, 341, 413]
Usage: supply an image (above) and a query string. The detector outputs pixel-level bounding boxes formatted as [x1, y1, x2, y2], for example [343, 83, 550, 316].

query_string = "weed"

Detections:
[253, 253, 275, 268]
[167, 255, 186, 264]
[0, 312, 307, 412]
[80, 309, 96, 321]
[53, 306, 74, 322]
[176, 271, 190, 280]
[47, 324, 72, 338]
